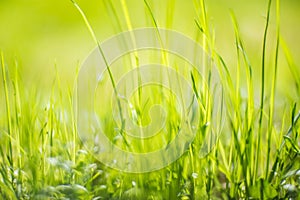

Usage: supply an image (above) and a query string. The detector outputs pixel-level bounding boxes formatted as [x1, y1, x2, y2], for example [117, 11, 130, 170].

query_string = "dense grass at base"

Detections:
[1, 0, 300, 199]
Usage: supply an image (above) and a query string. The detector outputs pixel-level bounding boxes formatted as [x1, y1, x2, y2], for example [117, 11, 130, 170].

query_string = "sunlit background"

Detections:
[1, 0, 299, 91]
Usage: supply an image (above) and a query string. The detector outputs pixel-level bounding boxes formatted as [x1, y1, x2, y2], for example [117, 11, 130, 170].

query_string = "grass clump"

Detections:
[0, 0, 300, 199]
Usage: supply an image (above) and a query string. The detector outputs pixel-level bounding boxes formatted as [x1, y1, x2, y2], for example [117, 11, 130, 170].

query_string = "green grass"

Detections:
[0, 0, 300, 199]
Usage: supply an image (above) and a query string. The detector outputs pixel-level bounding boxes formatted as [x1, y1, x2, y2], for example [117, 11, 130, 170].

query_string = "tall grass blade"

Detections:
[70, 0, 130, 147]
[1, 53, 13, 169]
[266, 0, 280, 178]
[255, 0, 272, 181]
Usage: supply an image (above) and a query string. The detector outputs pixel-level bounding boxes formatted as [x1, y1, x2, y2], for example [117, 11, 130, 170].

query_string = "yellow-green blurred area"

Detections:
[0, 0, 299, 92]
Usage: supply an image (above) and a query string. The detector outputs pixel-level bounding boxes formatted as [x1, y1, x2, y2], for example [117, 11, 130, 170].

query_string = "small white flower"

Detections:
[192, 172, 198, 179]
[132, 181, 136, 187]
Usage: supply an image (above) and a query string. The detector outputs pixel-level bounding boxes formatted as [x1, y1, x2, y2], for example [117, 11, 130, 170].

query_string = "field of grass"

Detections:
[1, 0, 300, 199]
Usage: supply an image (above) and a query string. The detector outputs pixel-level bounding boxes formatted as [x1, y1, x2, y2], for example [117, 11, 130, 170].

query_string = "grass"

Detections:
[0, 0, 300, 199]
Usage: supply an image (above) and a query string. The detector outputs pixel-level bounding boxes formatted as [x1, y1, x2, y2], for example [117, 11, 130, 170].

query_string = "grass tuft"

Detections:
[0, 0, 299, 199]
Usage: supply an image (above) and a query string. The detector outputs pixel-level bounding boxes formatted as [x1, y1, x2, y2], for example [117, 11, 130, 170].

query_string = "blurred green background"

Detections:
[0, 0, 299, 91]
